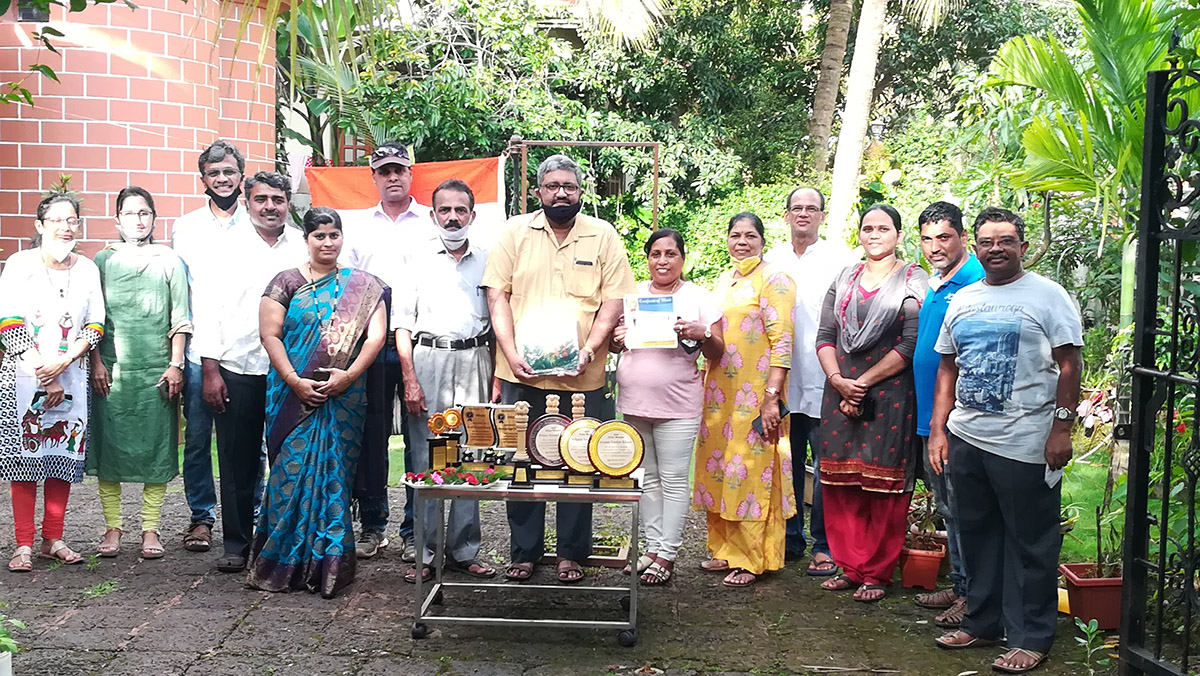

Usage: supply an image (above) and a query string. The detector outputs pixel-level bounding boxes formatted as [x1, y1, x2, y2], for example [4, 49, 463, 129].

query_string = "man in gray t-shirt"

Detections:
[926, 207, 1082, 673]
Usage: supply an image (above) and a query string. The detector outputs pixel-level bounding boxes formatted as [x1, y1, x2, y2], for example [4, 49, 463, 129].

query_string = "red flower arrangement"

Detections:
[405, 467, 500, 487]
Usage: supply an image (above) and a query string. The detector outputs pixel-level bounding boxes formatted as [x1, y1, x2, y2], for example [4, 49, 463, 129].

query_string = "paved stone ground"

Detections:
[0, 478, 1106, 675]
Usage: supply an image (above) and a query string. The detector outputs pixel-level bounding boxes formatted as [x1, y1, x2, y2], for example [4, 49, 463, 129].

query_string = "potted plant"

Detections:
[898, 488, 946, 590]
[0, 606, 25, 676]
[1060, 503, 1123, 630]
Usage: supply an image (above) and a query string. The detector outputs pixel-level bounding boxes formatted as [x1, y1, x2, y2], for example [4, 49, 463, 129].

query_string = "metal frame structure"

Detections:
[410, 482, 641, 647]
[509, 137, 662, 229]
[1121, 67, 1200, 675]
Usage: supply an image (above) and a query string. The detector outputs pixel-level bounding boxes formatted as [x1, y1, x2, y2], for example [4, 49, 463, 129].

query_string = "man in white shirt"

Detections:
[764, 187, 858, 575]
[338, 142, 432, 562]
[194, 171, 305, 573]
[171, 140, 249, 554]
[395, 179, 500, 583]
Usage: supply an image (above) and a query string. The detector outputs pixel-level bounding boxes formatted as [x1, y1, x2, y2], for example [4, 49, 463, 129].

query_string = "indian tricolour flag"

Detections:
[305, 156, 508, 248]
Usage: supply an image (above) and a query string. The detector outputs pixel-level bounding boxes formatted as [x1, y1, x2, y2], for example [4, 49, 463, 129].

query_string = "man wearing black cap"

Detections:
[339, 141, 432, 561]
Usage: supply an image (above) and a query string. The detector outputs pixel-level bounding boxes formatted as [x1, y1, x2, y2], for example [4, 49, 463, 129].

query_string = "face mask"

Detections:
[543, 201, 582, 224]
[734, 255, 762, 276]
[438, 220, 469, 250]
[43, 239, 75, 263]
[205, 186, 241, 212]
[117, 222, 154, 245]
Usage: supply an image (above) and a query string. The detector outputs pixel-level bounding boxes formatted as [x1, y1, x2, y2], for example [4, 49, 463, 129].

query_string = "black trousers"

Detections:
[502, 381, 608, 564]
[213, 367, 268, 557]
[948, 433, 1061, 653]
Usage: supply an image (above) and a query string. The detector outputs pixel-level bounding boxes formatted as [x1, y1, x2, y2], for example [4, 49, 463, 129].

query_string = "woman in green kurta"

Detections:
[86, 187, 191, 560]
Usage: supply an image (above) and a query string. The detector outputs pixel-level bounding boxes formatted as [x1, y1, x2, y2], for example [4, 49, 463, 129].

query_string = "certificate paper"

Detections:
[624, 294, 678, 350]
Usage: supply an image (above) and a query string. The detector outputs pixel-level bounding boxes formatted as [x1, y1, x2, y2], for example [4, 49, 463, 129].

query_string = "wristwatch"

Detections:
[765, 386, 779, 396]
[168, 361, 185, 370]
[1053, 406, 1076, 422]
[703, 327, 712, 341]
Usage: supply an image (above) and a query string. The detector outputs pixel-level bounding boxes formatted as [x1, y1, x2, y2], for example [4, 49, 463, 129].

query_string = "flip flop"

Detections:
[8, 546, 32, 573]
[935, 631, 1002, 651]
[557, 560, 585, 584]
[504, 562, 534, 582]
[721, 568, 757, 587]
[806, 554, 838, 577]
[992, 648, 1047, 673]
[445, 557, 496, 579]
[821, 574, 857, 591]
[699, 558, 730, 572]
[403, 565, 433, 584]
[39, 540, 83, 564]
[854, 583, 889, 603]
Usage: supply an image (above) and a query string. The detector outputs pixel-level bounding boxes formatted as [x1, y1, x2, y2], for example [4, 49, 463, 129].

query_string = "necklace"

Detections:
[44, 263, 72, 299]
[649, 279, 682, 295]
[307, 264, 342, 332]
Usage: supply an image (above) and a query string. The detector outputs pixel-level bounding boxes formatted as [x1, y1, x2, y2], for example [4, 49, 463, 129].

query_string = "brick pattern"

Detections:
[0, 0, 276, 261]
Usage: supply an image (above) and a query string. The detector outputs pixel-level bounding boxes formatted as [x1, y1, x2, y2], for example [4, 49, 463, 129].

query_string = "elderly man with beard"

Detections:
[930, 207, 1082, 674]
[911, 202, 984, 627]
[193, 171, 305, 573]
[172, 140, 249, 554]
[483, 154, 636, 584]
[395, 179, 500, 584]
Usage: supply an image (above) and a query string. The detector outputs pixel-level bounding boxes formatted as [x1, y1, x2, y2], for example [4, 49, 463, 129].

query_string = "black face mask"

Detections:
[205, 186, 242, 212]
[543, 201, 582, 224]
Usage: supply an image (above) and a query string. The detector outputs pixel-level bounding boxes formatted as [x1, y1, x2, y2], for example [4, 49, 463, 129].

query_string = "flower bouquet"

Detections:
[403, 467, 502, 489]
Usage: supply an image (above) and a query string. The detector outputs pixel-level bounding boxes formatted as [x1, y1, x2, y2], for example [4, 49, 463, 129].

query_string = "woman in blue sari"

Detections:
[249, 206, 387, 598]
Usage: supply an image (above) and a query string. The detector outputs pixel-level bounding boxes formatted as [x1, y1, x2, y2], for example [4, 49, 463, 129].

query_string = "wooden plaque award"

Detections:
[509, 401, 533, 488]
[527, 394, 570, 483]
[459, 405, 495, 471]
[588, 420, 644, 490]
[492, 404, 519, 464]
[559, 393, 600, 487]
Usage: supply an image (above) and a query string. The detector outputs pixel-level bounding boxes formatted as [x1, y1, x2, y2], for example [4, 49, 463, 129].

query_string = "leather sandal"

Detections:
[8, 546, 32, 573]
[98, 528, 122, 558]
[183, 523, 212, 552]
[39, 539, 83, 564]
[140, 530, 164, 559]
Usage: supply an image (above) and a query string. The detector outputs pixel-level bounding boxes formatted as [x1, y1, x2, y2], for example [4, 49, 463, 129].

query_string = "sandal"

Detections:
[916, 588, 960, 609]
[854, 583, 888, 603]
[935, 630, 1002, 651]
[183, 523, 212, 553]
[935, 598, 969, 628]
[806, 553, 838, 576]
[504, 562, 534, 582]
[699, 558, 730, 572]
[640, 561, 673, 585]
[39, 539, 83, 564]
[557, 559, 585, 584]
[98, 528, 123, 558]
[821, 574, 857, 591]
[8, 546, 32, 573]
[721, 568, 757, 587]
[403, 565, 433, 584]
[445, 557, 495, 579]
[623, 554, 655, 576]
[140, 530, 164, 560]
[993, 648, 1047, 673]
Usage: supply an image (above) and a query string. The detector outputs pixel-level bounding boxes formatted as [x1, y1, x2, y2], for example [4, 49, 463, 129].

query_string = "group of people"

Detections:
[0, 138, 1081, 673]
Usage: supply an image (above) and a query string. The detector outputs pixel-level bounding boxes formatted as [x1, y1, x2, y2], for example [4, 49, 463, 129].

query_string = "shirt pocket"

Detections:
[564, 237, 601, 302]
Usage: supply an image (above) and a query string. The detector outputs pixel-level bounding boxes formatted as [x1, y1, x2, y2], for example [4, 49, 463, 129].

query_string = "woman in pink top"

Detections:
[611, 229, 724, 585]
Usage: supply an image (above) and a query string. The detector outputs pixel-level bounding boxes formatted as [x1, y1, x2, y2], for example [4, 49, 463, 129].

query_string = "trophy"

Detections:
[427, 408, 462, 471]
[527, 394, 570, 483]
[559, 393, 600, 487]
[508, 401, 533, 488]
[588, 420, 644, 490]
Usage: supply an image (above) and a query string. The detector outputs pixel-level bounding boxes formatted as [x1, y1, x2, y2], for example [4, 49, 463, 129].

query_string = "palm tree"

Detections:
[807, 0, 854, 174]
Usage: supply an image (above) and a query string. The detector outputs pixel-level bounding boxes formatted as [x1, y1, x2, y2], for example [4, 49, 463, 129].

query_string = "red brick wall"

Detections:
[0, 0, 276, 261]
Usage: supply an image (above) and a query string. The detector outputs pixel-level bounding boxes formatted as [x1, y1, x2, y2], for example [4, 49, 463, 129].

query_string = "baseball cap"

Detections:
[370, 143, 412, 169]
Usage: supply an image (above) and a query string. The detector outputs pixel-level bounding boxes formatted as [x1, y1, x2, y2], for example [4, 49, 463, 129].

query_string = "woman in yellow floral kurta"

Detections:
[693, 212, 796, 587]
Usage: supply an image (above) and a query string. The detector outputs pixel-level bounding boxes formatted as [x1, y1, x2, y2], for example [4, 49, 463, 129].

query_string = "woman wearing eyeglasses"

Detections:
[0, 193, 105, 572]
[86, 187, 191, 560]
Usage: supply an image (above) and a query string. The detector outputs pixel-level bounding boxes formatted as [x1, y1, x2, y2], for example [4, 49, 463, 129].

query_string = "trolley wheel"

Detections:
[411, 622, 429, 639]
[619, 595, 631, 612]
[617, 629, 638, 647]
[432, 589, 444, 605]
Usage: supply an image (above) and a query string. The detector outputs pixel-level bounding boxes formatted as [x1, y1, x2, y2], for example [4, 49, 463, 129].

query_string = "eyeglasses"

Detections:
[119, 210, 154, 221]
[789, 205, 823, 214]
[541, 183, 580, 195]
[42, 217, 81, 227]
[976, 237, 1021, 249]
[203, 168, 241, 179]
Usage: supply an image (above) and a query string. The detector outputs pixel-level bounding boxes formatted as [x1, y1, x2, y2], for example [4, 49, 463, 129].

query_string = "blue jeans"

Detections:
[922, 436, 966, 596]
[785, 413, 830, 558]
[182, 360, 217, 527]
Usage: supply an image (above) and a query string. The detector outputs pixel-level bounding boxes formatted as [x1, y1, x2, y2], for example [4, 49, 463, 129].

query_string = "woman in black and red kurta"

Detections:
[813, 204, 927, 602]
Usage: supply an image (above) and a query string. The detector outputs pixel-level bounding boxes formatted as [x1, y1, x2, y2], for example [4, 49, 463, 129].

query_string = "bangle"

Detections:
[283, 370, 297, 385]
[826, 372, 840, 382]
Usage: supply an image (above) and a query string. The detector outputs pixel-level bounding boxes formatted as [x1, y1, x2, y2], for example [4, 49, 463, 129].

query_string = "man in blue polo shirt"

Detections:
[912, 202, 984, 627]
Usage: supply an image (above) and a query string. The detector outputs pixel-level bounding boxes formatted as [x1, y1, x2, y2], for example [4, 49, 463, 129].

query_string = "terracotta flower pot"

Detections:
[899, 544, 945, 590]
[1059, 562, 1122, 630]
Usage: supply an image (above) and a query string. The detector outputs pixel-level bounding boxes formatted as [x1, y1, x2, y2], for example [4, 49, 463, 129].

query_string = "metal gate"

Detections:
[1122, 67, 1200, 676]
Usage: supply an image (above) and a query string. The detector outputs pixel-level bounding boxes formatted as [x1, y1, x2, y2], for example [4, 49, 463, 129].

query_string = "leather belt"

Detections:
[414, 333, 491, 350]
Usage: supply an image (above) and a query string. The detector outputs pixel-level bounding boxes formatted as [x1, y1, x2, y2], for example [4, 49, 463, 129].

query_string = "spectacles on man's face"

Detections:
[119, 211, 154, 221]
[788, 205, 823, 215]
[541, 183, 580, 195]
[976, 237, 1021, 249]
[43, 217, 82, 227]
[203, 168, 241, 180]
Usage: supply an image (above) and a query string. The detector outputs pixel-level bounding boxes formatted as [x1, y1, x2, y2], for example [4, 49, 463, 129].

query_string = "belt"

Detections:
[414, 333, 491, 350]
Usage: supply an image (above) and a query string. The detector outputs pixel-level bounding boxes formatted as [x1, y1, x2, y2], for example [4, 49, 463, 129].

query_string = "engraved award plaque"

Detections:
[528, 394, 570, 483]
[588, 420, 644, 490]
[559, 393, 600, 486]
[459, 405, 495, 471]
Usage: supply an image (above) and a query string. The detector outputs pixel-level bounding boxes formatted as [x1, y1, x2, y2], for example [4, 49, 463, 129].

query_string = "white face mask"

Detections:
[437, 222, 469, 250]
[43, 239, 75, 263]
[117, 223, 154, 245]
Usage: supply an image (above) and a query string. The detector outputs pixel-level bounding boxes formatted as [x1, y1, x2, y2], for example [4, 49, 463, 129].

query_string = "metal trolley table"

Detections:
[410, 481, 641, 646]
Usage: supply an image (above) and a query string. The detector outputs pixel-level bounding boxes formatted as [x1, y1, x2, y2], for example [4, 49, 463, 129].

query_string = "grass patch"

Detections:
[82, 579, 118, 599]
[1060, 454, 1110, 564]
